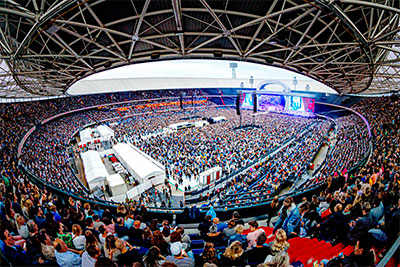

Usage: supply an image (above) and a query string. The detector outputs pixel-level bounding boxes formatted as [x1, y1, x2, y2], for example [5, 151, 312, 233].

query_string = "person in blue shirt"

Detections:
[1, 228, 45, 265]
[228, 224, 248, 249]
[34, 206, 47, 229]
[54, 238, 82, 267]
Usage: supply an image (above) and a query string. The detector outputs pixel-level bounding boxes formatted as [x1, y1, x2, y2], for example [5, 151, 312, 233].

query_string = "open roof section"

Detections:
[67, 59, 338, 95]
[0, 0, 399, 98]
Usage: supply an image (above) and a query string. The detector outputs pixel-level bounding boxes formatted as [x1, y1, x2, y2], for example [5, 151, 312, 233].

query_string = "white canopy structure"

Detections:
[81, 150, 109, 190]
[210, 116, 226, 123]
[106, 174, 127, 197]
[199, 166, 222, 185]
[96, 125, 114, 140]
[112, 143, 165, 183]
[113, 143, 165, 183]
[79, 128, 93, 144]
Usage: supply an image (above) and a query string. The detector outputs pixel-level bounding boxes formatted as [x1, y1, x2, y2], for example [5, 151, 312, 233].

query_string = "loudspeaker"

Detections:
[253, 93, 257, 113]
[151, 53, 160, 60]
[390, 94, 398, 103]
[236, 94, 241, 116]
[214, 50, 223, 58]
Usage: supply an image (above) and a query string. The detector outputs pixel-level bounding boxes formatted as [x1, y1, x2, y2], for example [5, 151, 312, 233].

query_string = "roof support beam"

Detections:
[244, 0, 279, 53]
[52, 32, 93, 70]
[245, 7, 316, 57]
[84, 2, 126, 57]
[284, 10, 322, 64]
[57, 26, 126, 60]
[171, 0, 185, 54]
[199, 0, 243, 56]
[340, 0, 400, 15]
[128, 0, 151, 60]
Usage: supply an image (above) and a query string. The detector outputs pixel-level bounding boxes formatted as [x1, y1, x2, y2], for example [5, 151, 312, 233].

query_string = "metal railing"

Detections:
[376, 235, 400, 267]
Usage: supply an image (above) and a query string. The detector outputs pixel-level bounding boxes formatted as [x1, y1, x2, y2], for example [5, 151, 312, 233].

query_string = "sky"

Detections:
[70, 59, 337, 94]
[85, 59, 319, 80]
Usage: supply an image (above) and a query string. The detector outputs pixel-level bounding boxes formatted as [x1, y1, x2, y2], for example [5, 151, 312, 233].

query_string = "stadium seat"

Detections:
[191, 239, 205, 248]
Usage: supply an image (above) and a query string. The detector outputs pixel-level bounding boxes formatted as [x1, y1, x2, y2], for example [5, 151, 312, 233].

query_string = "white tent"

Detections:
[81, 150, 109, 189]
[97, 125, 114, 140]
[106, 174, 127, 196]
[112, 143, 165, 183]
[79, 128, 93, 144]
[199, 166, 222, 185]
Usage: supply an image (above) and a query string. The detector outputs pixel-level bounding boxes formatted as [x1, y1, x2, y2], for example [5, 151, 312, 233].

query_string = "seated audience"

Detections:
[165, 242, 195, 267]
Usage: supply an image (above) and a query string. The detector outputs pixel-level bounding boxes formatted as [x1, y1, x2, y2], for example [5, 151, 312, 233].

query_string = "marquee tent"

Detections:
[106, 173, 127, 197]
[112, 143, 165, 183]
[79, 128, 93, 145]
[81, 150, 109, 190]
[96, 125, 114, 140]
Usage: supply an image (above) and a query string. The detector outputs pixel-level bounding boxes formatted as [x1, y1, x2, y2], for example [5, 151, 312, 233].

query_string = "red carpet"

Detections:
[243, 226, 354, 266]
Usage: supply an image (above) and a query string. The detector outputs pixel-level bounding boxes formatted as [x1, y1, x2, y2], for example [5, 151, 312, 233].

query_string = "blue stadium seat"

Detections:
[192, 248, 203, 255]
[191, 239, 205, 248]
[0, 240, 5, 253]
[188, 233, 201, 240]
[138, 246, 149, 255]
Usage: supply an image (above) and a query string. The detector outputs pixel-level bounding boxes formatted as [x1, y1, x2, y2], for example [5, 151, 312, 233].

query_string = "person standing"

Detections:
[267, 196, 280, 227]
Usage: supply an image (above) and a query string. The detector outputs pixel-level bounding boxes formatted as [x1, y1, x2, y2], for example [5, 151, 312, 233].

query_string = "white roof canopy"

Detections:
[81, 150, 109, 186]
[96, 125, 114, 139]
[113, 143, 165, 182]
[68, 77, 337, 95]
[79, 128, 93, 144]
[106, 173, 125, 188]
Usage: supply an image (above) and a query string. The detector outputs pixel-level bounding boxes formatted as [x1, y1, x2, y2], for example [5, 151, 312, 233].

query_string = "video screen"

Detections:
[258, 94, 286, 112]
[241, 93, 254, 110]
[287, 96, 315, 113]
[239, 92, 315, 115]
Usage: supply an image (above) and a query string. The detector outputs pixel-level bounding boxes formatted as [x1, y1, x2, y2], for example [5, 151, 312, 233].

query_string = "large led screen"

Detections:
[287, 96, 315, 113]
[241, 93, 254, 110]
[258, 94, 286, 112]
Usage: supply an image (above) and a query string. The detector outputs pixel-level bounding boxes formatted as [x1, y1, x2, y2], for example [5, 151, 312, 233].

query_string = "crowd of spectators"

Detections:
[308, 114, 370, 186]
[17, 91, 204, 197]
[220, 120, 331, 206]
[0, 91, 399, 266]
[121, 109, 314, 186]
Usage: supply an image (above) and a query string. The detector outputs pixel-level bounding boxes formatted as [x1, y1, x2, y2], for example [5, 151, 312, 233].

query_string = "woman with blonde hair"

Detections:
[269, 229, 290, 256]
[21, 198, 33, 219]
[219, 241, 246, 266]
[71, 224, 86, 250]
[83, 203, 91, 217]
[228, 224, 247, 249]
[263, 252, 291, 267]
[104, 234, 121, 262]
[116, 203, 127, 217]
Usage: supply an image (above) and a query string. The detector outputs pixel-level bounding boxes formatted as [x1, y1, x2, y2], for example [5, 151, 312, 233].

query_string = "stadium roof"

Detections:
[0, 0, 399, 98]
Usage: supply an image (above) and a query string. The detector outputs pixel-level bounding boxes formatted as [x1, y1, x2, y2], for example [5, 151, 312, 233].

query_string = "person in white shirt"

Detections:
[71, 224, 86, 251]
[15, 213, 29, 239]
